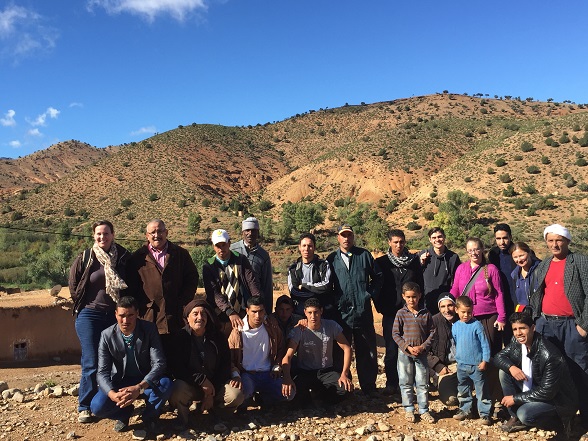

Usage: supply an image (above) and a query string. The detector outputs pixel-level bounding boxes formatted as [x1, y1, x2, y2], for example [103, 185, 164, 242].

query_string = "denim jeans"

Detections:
[90, 376, 173, 423]
[241, 371, 291, 403]
[499, 369, 558, 426]
[75, 308, 116, 412]
[397, 350, 429, 413]
[456, 363, 491, 417]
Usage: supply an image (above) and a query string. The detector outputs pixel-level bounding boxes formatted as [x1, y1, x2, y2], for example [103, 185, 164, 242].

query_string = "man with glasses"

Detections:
[128, 219, 199, 357]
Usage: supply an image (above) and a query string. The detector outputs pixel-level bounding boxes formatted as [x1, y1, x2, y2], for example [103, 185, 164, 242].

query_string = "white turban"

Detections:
[543, 224, 572, 242]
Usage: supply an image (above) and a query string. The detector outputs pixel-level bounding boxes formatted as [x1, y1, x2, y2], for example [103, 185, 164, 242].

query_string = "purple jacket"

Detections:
[450, 262, 506, 323]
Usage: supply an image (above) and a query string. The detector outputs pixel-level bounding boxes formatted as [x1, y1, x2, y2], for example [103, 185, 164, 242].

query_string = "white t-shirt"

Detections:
[241, 317, 271, 372]
[521, 344, 533, 392]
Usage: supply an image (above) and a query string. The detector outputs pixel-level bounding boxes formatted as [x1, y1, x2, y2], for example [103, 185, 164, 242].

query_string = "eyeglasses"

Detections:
[147, 230, 166, 236]
[467, 248, 482, 255]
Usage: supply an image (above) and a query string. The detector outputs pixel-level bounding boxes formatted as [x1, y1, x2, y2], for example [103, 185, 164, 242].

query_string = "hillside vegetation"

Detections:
[2, 93, 588, 288]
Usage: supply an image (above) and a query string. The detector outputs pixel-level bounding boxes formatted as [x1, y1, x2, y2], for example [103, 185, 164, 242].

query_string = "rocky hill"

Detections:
[2, 94, 588, 247]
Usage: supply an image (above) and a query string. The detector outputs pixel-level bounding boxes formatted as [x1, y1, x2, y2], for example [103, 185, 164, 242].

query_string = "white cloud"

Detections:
[131, 126, 157, 136]
[28, 128, 42, 137]
[69, 102, 84, 108]
[88, 0, 207, 22]
[0, 5, 58, 61]
[0, 109, 16, 126]
[29, 107, 60, 126]
[9, 140, 21, 148]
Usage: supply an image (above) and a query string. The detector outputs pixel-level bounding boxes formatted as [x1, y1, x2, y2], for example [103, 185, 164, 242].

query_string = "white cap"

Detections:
[543, 224, 572, 242]
[211, 229, 230, 245]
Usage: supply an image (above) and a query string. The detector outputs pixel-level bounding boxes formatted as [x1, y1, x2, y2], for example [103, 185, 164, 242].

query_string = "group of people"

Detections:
[68, 217, 588, 440]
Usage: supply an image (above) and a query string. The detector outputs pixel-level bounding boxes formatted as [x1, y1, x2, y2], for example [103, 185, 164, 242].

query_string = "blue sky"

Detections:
[1, 0, 588, 158]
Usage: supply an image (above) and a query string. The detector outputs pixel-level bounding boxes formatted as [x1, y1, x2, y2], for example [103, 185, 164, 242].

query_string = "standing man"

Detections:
[327, 224, 382, 397]
[128, 219, 199, 356]
[231, 217, 273, 315]
[494, 311, 578, 435]
[530, 224, 588, 437]
[288, 233, 336, 318]
[489, 223, 516, 343]
[90, 297, 173, 433]
[203, 229, 261, 336]
[374, 229, 423, 397]
[419, 227, 460, 315]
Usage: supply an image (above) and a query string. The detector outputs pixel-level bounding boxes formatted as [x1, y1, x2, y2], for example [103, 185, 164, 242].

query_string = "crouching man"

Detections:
[228, 296, 294, 406]
[90, 296, 173, 433]
[282, 298, 354, 407]
[168, 299, 244, 430]
[494, 311, 578, 436]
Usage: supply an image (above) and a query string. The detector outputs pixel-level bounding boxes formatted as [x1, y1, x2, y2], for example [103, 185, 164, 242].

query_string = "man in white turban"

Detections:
[530, 224, 588, 438]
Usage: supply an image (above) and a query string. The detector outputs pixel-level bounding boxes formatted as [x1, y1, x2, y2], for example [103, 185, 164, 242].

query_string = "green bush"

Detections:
[522, 183, 537, 194]
[578, 183, 588, 192]
[464, 177, 472, 183]
[545, 137, 554, 146]
[520, 141, 534, 152]
[559, 133, 570, 144]
[258, 200, 274, 211]
[202, 198, 211, 207]
[11, 211, 24, 221]
[502, 185, 516, 197]
[576, 158, 588, 167]
[541, 156, 550, 164]
[121, 199, 132, 208]
[487, 167, 495, 174]
[526, 165, 540, 174]
[495, 158, 507, 167]
[499, 173, 513, 183]
[423, 211, 435, 221]
[514, 155, 523, 161]
[406, 221, 421, 231]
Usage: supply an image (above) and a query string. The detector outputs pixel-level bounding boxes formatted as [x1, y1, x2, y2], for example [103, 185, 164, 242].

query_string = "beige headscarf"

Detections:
[92, 242, 128, 302]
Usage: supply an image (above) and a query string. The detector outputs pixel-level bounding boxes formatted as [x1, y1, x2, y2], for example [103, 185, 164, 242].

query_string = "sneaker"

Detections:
[114, 419, 129, 432]
[501, 417, 526, 433]
[453, 410, 470, 421]
[405, 412, 416, 423]
[420, 412, 436, 423]
[78, 410, 92, 423]
[480, 416, 492, 426]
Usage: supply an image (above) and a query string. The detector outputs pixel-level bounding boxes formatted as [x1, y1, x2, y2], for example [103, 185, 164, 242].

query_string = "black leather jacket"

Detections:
[493, 332, 578, 435]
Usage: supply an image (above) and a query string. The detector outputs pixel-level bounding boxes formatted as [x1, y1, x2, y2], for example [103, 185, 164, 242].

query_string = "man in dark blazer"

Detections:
[530, 224, 588, 437]
[90, 296, 172, 433]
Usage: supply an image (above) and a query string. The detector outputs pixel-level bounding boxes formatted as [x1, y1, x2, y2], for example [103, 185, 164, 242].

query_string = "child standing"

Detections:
[392, 282, 436, 423]
[452, 295, 492, 425]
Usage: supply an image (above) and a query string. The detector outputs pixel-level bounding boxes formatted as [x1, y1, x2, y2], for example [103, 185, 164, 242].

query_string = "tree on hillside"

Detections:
[278, 201, 325, 243]
[433, 190, 480, 245]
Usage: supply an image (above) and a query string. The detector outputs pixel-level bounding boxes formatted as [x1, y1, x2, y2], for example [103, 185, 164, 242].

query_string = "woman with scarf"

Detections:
[510, 242, 541, 309]
[419, 227, 461, 315]
[69, 220, 130, 424]
[374, 229, 424, 397]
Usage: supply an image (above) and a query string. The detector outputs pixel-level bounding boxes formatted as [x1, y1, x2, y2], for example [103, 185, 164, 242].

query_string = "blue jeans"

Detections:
[90, 376, 173, 423]
[397, 350, 429, 413]
[499, 369, 558, 426]
[75, 308, 116, 412]
[241, 371, 291, 404]
[457, 363, 491, 417]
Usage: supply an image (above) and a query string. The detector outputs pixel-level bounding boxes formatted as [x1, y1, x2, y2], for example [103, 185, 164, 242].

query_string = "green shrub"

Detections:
[149, 193, 158, 202]
[520, 141, 534, 152]
[386, 200, 398, 213]
[502, 185, 516, 197]
[559, 133, 570, 144]
[578, 183, 588, 192]
[121, 199, 132, 208]
[487, 167, 495, 174]
[423, 211, 435, 221]
[541, 156, 550, 164]
[495, 158, 507, 167]
[514, 155, 523, 161]
[178, 199, 187, 208]
[202, 198, 211, 208]
[522, 183, 537, 194]
[464, 177, 472, 183]
[127, 212, 136, 220]
[411, 203, 419, 210]
[406, 221, 421, 231]
[499, 173, 513, 183]
[258, 200, 274, 211]
[526, 165, 540, 174]
[10, 211, 24, 221]
[576, 158, 588, 167]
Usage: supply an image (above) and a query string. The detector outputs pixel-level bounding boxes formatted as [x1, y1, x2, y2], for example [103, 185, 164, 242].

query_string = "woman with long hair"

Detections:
[510, 242, 541, 308]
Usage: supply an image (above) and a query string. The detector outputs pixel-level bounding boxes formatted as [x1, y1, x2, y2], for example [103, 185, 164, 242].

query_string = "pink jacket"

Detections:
[450, 262, 506, 323]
